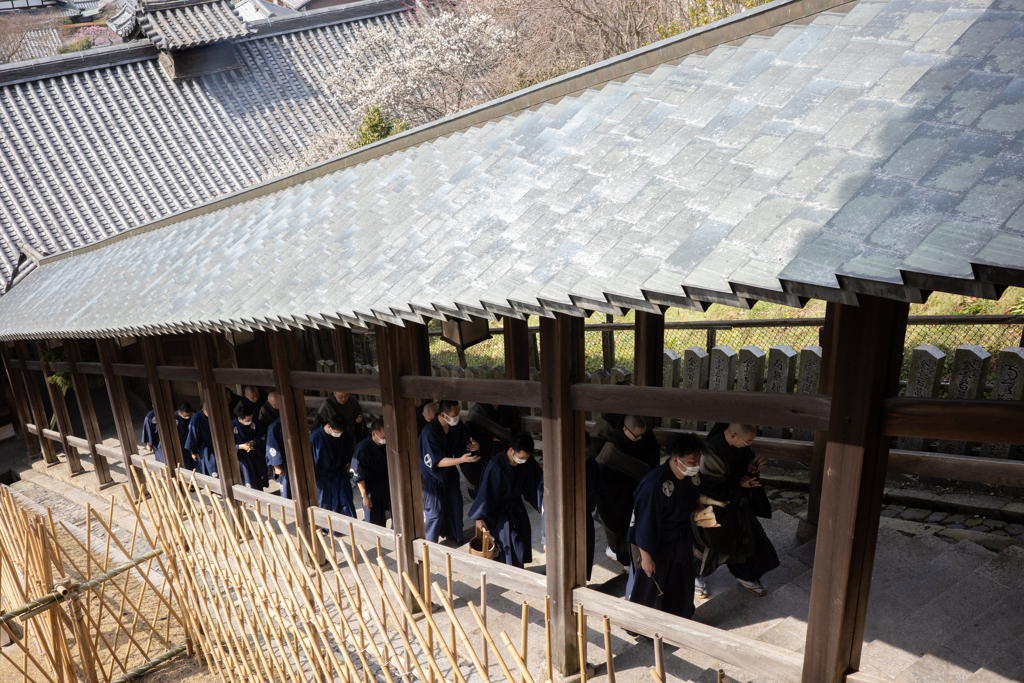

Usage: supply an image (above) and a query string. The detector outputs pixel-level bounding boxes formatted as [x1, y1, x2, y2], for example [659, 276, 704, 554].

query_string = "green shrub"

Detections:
[57, 37, 93, 54]
[351, 105, 410, 149]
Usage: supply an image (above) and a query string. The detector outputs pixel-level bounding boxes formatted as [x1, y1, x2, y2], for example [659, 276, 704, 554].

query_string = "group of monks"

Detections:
[596, 415, 780, 621]
[144, 385, 779, 622]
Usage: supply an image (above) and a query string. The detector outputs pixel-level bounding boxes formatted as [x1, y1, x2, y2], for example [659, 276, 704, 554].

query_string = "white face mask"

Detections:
[239, 419, 252, 427]
[445, 413, 460, 426]
[328, 429, 341, 438]
[684, 465, 701, 478]
[512, 452, 528, 465]
[375, 435, 386, 446]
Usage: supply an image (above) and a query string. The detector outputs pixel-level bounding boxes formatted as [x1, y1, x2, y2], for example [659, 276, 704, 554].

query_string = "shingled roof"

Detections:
[0, 0, 415, 293]
[2, 0, 1024, 340]
[136, 0, 251, 50]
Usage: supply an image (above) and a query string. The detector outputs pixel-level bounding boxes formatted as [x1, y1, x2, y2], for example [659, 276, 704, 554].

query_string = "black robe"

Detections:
[468, 453, 542, 568]
[596, 419, 660, 565]
[462, 403, 522, 496]
[352, 436, 391, 527]
[692, 423, 779, 582]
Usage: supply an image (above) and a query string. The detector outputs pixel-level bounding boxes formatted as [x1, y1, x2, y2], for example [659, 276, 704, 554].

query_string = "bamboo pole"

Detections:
[481, 572, 488, 673]
[400, 572, 469, 683]
[431, 581, 490, 683]
[545, 596, 551, 683]
[424, 543, 434, 683]
[375, 555, 451, 683]
[654, 634, 665, 683]
[500, 632, 538, 683]
[447, 552, 456, 663]
[578, 611, 587, 683]
[521, 602, 529, 683]
[466, 602, 516, 683]
[603, 616, 615, 683]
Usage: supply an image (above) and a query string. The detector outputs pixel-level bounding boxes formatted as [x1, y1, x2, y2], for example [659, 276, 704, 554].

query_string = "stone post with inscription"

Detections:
[663, 350, 681, 428]
[897, 345, 945, 452]
[937, 345, 991, 455]
[681, 347, 709, 430]
[980, 347, 1024, 459]
[793, 346, 822, 441]
[764, 345, 797, 438]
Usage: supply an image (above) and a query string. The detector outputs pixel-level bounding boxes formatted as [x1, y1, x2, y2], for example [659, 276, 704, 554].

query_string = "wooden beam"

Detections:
[268, 330, 318, 547]
[540, 313, 586, 676]
[399, 377, 541, 407]
[189, 333, 241, 504]
[14, 339, 57, 464]
[289, 371, 380, 394]
[881, 398, 1024, 443]
[413, 539, 547, 600]
[633, 310, 665, 389]
[806, 301, 837, 535]
[211, 367, 275, 386]
[333, 326, 357, 375]
[570, 383, 831, 431]
[156, 366, 202, 383]
[110, 363, 147, 379]
[504, 317, 531, 381]
[65, 340, 114, 488]
[575, 587, 803, 683]
[140, 337, 184, 470]
[802, 296, 909, 683]
[96, 338, 143, 497]
[37, 340, 85, 475]
[376, 321, 428, 604]
[0, 343, 40, 460]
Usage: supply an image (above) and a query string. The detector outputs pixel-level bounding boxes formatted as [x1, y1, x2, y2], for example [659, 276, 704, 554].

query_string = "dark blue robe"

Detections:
[174, 412, 192, 469]
[184, 411, 217, 477]
[266, 419, 289, 499]
[419, 419, 472, 544]
[625, 461, 701, 619]
[232, 418, 268, 490]
[468, 454, 543, 568]
[351, 436, 390, 527]
[142, 410, 162, 463]
[309, 427, 355, 516]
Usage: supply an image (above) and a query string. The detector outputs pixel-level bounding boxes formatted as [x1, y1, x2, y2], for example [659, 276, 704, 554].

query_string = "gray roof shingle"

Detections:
[0, 0, 413, 290]
[136, 0, 251, 50]
[2, 0, 1024, 340]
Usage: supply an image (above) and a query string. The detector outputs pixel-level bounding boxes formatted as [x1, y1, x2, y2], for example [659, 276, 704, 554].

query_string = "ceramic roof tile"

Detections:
[3, 0, 1024, 338]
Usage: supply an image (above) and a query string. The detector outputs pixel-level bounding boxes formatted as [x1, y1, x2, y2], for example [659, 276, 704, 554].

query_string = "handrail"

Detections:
[574, 586, 803, 682]
[412, 538, 548, 600]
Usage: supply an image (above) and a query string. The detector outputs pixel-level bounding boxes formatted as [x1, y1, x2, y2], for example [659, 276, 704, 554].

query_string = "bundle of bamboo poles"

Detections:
[132, 466, 558, 683]
[0, 486, 187, 683]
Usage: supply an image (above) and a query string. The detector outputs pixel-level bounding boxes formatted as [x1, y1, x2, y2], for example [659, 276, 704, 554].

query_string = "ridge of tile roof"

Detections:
[3, 0, 1023, 341]
[136, 0, 251, 50]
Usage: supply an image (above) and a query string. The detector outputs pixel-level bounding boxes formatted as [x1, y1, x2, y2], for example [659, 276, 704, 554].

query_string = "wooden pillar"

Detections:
[802, 302, 838, 540]
[0, 343, 40, 459]
[65, 340, 114, 488]
[268, 330, 318, 545]
[37, 341, 85, 475]
[13, 340, 57, 464]
[504, 317, 531, 382]
[633, 311, 665, 388]
[333, 327, 357, 375]
[801, 296, 908, 683]
[540, 314, 586, 675]
[377, 321, 427, 599]
[140, 337, 183, 471]
[190, 333, 241, 502]
[96, 338, 144, 497]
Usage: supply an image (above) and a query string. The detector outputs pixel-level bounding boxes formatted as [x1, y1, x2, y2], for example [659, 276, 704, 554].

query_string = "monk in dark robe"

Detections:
[468, 433, 543, 568]
[352, 419, 391, 527]
[692, 423, 779, 597]
[309, 416, 356, 517]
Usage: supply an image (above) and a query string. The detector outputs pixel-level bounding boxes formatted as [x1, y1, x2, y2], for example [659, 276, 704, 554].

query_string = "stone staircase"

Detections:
[636, 511, 1024, 683]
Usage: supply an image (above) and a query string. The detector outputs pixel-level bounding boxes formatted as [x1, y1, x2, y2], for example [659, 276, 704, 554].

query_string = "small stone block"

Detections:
[898, 508, 931, 521]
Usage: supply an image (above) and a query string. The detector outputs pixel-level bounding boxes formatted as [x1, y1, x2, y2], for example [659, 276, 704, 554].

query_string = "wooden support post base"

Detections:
[553, 665, 596, 683]
[69, 468, 90, 478]
[796, 516, 817, 544]
[98, 480, 120, 491]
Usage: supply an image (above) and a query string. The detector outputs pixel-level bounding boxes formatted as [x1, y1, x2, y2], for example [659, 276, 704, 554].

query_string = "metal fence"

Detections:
[393, 315, 1024, 394]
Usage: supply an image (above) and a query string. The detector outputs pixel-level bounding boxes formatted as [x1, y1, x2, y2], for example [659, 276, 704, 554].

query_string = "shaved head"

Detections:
[729, 424, 756, 438]
[623, 415, 646, 432]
